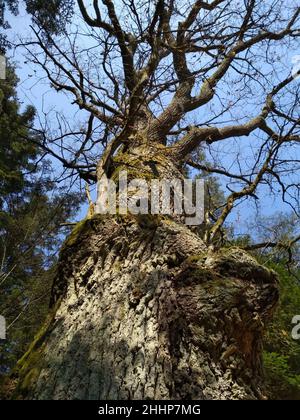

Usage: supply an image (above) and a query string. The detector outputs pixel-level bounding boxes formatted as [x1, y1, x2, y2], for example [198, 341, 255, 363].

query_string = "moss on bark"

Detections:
[11, 299, 62, 399]
[11, 214, 279, 400]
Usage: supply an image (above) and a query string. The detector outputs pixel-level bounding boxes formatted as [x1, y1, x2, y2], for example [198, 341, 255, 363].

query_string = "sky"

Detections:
[3, 1, 300, 240]
[5, 4, 92, 220]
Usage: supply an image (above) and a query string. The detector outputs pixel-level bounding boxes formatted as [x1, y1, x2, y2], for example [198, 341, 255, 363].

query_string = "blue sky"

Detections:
[4, 2, 300, 239]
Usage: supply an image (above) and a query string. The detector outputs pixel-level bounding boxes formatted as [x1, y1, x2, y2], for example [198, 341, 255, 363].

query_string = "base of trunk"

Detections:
[12, 214, 278, 400]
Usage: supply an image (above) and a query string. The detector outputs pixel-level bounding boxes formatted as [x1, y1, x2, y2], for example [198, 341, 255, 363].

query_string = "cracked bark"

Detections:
[12, 146, 279, 400]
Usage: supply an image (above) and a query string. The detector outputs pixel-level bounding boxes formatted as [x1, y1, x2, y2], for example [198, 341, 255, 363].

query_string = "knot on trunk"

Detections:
[172, 247, 279, 399]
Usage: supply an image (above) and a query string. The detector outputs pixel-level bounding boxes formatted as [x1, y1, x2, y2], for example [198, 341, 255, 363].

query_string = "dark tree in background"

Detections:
[3, 0, 300, 399]
[0, 61, 82, 394]
[0, 1, 18, 52]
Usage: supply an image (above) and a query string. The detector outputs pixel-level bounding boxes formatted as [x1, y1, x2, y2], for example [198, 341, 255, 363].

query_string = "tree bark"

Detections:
[11, 144, 279, 400]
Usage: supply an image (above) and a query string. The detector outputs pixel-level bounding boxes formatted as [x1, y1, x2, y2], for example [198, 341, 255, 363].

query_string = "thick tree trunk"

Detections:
[12, 144, 279, 400]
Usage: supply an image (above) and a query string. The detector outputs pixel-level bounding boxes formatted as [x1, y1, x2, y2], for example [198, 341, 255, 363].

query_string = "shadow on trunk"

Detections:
[9, 214, 279, 400]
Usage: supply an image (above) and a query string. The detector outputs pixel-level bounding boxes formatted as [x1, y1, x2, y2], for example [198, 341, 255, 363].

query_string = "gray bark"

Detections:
[13, 214, 278, 400]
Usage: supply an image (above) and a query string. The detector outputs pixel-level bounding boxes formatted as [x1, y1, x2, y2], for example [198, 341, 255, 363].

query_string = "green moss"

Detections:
[111, 148, 171, 182]
[160, 215, 178, 226]
[217, 246, 243, 257]
[190, 266, 217, 282]
[118, 305, 126, 320]
[111, 164, 154, 182]
[20, 368, 40, 394]
[112, 259, 122, 272]
[63, 219, 90, 248]
[113, 152, 141, 166]
[12, 299, 61, 398]
[134, 213, 161, 229]
[186, 254, 204, 264]
[62, 214, 108, 250]
[111, 152, 146, 181]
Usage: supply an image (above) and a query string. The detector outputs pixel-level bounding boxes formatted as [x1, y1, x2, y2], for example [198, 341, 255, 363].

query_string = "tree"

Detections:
[263, 261, 300, 400]
[0, 64, 82, 393]
[1, 0, 74, 52]
[9, 0, 300, 399]
[0, 1, 18, 52]
[228, 212, 300, 399]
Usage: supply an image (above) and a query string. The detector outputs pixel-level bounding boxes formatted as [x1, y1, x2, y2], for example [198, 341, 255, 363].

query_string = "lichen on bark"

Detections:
[11, 213, 279, 400]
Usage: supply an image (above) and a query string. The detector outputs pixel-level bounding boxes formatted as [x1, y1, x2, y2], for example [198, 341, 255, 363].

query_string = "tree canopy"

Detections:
[12, 0, 300, 245]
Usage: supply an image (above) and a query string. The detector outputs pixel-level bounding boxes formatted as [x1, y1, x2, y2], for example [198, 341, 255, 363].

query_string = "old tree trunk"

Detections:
[12, 139, 278, 400]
